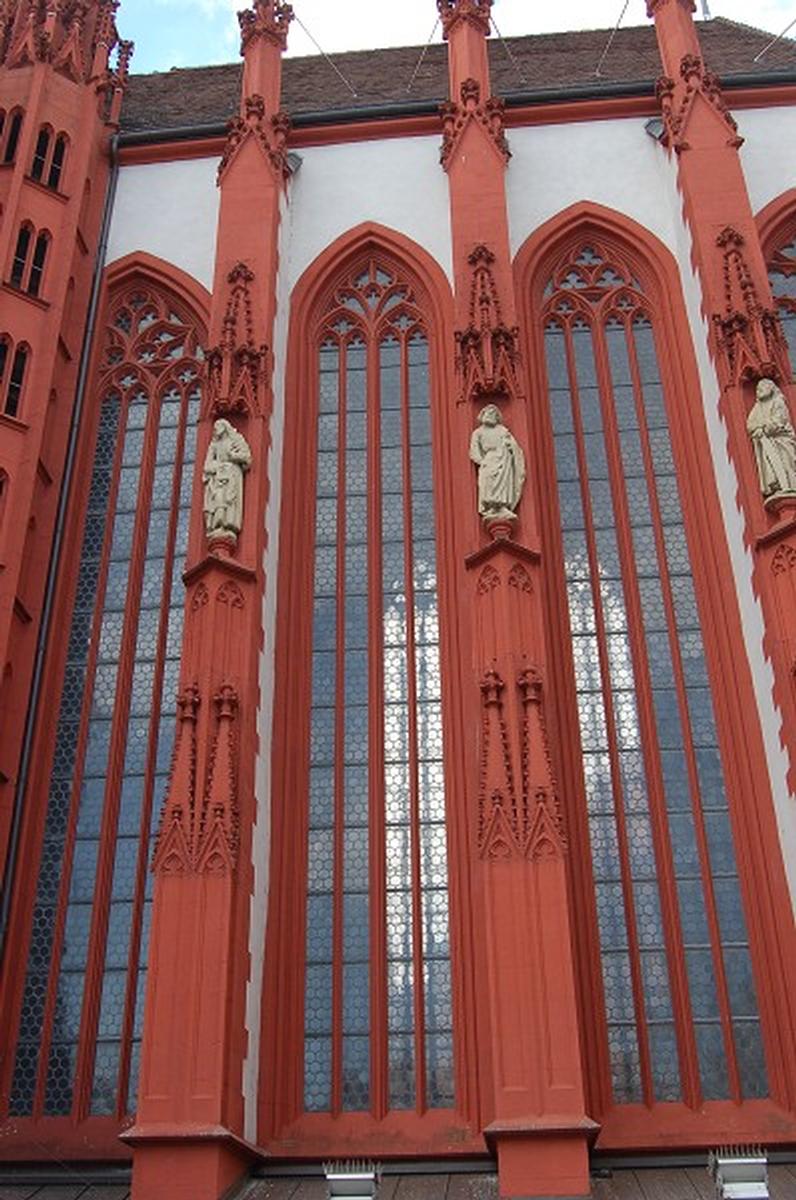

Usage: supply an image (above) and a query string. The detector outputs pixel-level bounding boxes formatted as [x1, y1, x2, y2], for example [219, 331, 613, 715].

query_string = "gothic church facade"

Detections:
[2, 2, 796, 1198]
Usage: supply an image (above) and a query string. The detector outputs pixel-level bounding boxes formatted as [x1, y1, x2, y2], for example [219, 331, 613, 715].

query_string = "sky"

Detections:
[120, 0, 796, 75]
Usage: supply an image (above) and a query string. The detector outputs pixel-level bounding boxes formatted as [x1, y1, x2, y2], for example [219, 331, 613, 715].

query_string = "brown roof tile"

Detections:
[120, 18, 796, 135]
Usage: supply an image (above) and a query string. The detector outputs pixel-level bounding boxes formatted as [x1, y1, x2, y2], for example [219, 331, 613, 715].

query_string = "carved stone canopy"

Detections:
[712, 226, 788, 387]
[456, 244, 521, 404]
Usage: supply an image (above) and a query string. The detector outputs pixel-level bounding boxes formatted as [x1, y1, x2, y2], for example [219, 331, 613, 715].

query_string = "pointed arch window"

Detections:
[766, 223, 796, 372]
[29, 125, 68, 191]
[7, 278, 204, 1120]
[9, 224, 49, 297]
[536, 237, 767, 1113]
[271, 252, 454, 1132]
[2, 109, 23, 164]
[30, 126, 51, 182]
[5, 343, 29, 418]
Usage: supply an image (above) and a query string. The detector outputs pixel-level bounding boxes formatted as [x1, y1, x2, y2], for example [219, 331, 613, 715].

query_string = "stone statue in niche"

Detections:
[470, 403, 526, 525]
[203, 418, 252, 544]
[747, 378, 796, 503]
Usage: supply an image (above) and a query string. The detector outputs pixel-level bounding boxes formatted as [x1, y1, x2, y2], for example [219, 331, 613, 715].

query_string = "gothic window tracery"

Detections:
[539, 237, 766, 1109]
[7, 276, 204, 1119]
[288, 254, 453, 1119]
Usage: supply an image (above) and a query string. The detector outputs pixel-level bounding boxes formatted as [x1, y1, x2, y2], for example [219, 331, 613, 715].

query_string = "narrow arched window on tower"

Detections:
[0, 336, 9, 392]
[5, 344, 28, 419]
[0, 470, 8, 532]
[3, 109, 23, 163]
[47, 134, 67, 191]
[10, 225, 31, 289]
[30, 127, 51, 182]
[27, 232, 49, 298]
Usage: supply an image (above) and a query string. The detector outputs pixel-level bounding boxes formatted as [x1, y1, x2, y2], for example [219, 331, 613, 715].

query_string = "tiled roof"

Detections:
[119, 18, 796, 134]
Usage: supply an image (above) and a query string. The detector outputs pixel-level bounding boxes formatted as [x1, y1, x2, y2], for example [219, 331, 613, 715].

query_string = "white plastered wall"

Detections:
[283, 134, 453, 288]
[106, 156, 220, 291]
[506, 117, 796, 906]
[738, 105, 796, 216]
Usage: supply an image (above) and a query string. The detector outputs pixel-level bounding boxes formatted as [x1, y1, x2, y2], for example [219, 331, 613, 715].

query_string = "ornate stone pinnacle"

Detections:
[437, 0, 492, 38]
[238, 0, 293, 52]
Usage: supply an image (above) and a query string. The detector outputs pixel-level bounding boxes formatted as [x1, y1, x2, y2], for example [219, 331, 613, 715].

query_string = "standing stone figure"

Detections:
[747, 378, 796, 502]
[202, 418, 252, 543]
[469, 403, 526, 524]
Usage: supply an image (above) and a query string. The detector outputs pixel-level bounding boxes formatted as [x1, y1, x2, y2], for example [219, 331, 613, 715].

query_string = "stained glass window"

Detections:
[9, 280, 203, 1117]
[303, 258, 453, 1115]
[542, 241, 766, 1105]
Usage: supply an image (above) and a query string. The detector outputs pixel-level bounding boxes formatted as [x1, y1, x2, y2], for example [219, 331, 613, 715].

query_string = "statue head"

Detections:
[213, 418, 232, 439]
[756, 378, 780, 403]
[478, 404, 502, 427]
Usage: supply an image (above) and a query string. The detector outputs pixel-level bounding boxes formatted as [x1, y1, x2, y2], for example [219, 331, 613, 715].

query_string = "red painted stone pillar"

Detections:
[438, 2, 594, 1194]
[123, 6, 293, 1199]
[0, 1, 131, 880]
[648, 0, 796, 791]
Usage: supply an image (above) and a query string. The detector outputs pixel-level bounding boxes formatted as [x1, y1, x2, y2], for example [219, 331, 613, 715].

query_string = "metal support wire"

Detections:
[753, 14, 796, 63]
[292, 8, 359, 97]
[490, 14, 530, 88]
[406, 16, 440, 93]
[594, 0, 631, 77]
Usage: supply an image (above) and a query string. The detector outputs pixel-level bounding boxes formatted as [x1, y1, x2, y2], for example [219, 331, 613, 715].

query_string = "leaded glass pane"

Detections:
[543, 249, 766, 1106]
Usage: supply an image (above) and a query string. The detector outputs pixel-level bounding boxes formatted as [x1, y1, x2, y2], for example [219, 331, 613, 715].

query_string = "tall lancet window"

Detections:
[539, 240, 766, 1109]
[767, 227, 796, 372]
[7, 277, 203, 1122]
[294, 256, 452, 1117]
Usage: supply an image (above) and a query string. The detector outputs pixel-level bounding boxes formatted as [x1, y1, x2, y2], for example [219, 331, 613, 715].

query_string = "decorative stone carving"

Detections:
[478, 664, 566, 862]
[218, 93, 292, 183]
[1, 0, 131, 96]
[470, 404, 526, 528]
[456, 244, 521, 404]
[196, 684, 240, 873]
[747, 378, 796, 504]
[238, 0, 293, 52]
[437, 0, 492, 37]
[205, 261, 269, 418]
[655, 52, 741, 154]
[152, 684, 200, 875]
[203, 418, 252, 546]
[440, 77, 510, 170]
[712, 226, 788, 387]
[772, 543, 796, 576]
[152, 682, 241, 875]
